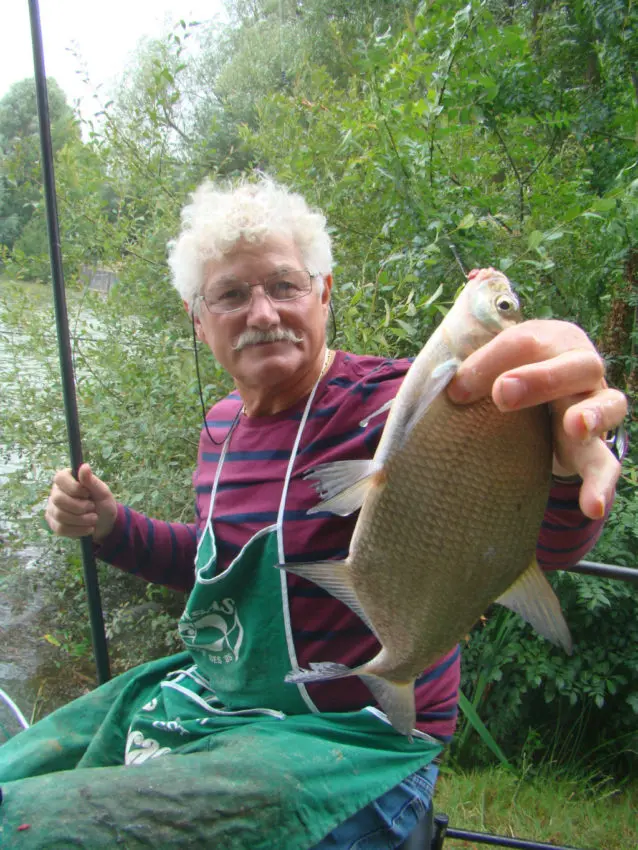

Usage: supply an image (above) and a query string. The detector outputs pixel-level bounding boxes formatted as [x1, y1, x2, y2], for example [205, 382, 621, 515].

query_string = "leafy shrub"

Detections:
[458, 565, 638, 774]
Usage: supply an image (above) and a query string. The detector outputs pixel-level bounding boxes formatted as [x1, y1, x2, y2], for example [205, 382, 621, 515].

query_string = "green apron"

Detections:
[0, 366, 443, 849]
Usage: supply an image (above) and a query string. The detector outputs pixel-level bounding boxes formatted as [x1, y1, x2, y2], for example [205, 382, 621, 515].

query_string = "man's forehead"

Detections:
[209, 233, 299, 261]
[205, 264, 298, 287]
[203, 238, 304, 284]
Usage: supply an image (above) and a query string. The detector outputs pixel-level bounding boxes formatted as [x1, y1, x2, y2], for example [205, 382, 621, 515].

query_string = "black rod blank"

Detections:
[444, 825, 583, 850]
[569, 560, 638, 584]
[28, 0, 111, 684]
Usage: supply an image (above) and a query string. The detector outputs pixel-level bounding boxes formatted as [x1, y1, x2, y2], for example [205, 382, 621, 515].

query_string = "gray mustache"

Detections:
[232, 328, 303, 351]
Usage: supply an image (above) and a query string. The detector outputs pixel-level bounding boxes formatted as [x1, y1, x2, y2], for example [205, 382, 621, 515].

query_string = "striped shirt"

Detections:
[97, 350, 605, 741]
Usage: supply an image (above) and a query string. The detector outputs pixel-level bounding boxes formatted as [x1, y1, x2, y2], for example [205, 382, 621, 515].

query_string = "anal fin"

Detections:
[286, 662, 355, 685]
[496, 558, 573, 654]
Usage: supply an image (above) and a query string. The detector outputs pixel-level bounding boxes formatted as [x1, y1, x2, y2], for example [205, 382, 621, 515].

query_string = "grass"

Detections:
[0, 275, 50, 297]
[433, 766, 637, 850]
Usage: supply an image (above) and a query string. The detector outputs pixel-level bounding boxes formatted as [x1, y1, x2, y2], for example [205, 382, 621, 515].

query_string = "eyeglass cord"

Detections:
[192, 314, 241, 446]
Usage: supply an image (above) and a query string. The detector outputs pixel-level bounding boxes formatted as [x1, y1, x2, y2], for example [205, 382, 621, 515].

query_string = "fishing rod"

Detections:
[28, 0, 111, 684]
[448, 243, 468, 278]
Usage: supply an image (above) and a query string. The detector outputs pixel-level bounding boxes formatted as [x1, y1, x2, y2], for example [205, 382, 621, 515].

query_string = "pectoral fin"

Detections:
[372, 357, 462, 467]
[276, 559, 378, 636]
[360, 399, 394, 428]
[496, 559, 573, 654]
[400, 358, 461, 440]
[305, 459, 379, 516]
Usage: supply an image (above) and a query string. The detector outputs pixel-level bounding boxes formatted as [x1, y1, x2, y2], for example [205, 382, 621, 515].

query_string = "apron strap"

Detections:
[198, 349, 331, 714]
[276, 352, 328, 562]
[204, 348, 331, 553]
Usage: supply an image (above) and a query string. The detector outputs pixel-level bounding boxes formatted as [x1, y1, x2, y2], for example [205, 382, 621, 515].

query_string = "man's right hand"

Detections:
[45, 463, 117, 543]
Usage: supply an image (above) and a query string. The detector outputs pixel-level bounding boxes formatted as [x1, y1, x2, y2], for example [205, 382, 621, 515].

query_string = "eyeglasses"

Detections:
[198, 269, 316, 314]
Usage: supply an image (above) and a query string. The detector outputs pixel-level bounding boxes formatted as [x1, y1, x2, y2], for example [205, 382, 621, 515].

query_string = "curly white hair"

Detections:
[168, 176, 334, 313]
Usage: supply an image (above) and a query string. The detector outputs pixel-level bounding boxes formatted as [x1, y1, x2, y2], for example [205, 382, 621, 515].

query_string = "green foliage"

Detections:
[43, 545, 185, 676]
[458, 568, 638, 773]
[0, 278, 225, 523]
[245, 0, 637, 346]
[0, 278, 223, 675]
[0, 77, 79, 255]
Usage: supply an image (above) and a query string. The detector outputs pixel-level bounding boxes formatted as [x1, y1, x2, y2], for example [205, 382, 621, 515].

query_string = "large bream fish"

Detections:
[281, 269, 572, 736]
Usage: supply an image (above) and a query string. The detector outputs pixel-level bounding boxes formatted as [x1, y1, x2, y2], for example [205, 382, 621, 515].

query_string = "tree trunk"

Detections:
[599, 248, 638, 416]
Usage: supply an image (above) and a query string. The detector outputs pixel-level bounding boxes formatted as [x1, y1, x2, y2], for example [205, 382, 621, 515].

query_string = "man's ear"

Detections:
[321, 274, 333, 306]
[185, 300, 204, 339]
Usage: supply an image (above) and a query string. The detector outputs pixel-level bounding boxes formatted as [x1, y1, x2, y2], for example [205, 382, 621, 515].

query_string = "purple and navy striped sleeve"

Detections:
[95, 504, 198, 592]
[537, 480, 606, 570]
[94, 349, 606, 740]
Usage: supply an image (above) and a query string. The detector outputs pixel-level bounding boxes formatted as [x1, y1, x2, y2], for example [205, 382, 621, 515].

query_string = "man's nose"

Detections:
[245, 285, 280, 326]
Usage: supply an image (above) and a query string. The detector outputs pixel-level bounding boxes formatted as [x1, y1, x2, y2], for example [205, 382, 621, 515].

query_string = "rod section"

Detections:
[28, 0, 111, 684]
[569, 560, 638, 584]
[444, 826, 583, 850]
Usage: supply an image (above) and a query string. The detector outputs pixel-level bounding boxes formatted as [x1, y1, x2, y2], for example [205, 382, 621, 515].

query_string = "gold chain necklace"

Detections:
[241, 349, 334, 416]
[318, 347, 335, 380]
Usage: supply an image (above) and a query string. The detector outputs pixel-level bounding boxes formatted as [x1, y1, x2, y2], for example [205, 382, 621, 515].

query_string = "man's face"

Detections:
[194, 236, 332, 393]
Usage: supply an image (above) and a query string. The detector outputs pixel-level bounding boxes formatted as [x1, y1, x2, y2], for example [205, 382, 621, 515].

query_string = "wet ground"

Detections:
[1, 549, 51, 737]
[0, 536, 99, 742]
[0, 479, 96, 741]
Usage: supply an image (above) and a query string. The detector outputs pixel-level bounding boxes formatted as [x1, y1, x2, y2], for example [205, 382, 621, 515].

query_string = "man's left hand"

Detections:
[448, 317, 627, 520]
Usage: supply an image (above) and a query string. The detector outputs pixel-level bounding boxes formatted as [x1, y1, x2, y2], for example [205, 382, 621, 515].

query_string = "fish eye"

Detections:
[496, 296, 516, 313]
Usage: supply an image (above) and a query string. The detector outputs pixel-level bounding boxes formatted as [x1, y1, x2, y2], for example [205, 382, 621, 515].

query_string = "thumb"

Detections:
[77, 463, 113, 502]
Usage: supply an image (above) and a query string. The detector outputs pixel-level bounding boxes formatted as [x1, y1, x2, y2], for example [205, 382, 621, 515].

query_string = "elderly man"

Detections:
[1, 178, 626, 849]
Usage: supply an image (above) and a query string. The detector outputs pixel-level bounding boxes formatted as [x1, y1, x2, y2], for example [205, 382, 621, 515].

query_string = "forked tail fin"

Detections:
[286, 663, 417, 737]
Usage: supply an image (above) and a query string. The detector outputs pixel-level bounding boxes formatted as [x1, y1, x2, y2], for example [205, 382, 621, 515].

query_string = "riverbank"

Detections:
[0, 276, 185, 726]
[0, 280, 75, 727]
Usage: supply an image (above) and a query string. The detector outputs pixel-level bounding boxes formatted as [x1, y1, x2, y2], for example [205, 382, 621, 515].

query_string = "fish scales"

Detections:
[350, 392, 552, 682]
[283, 269, 572, 736]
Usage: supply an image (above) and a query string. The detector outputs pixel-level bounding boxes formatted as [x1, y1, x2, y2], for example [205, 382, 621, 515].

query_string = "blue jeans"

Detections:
[313, 762, 439, 850]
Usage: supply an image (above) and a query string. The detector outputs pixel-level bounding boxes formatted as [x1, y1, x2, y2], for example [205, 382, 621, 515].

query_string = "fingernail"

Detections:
[581, 410, 599, 436]
[499, 377, 525, 409]
[592, 493, 606, 519]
